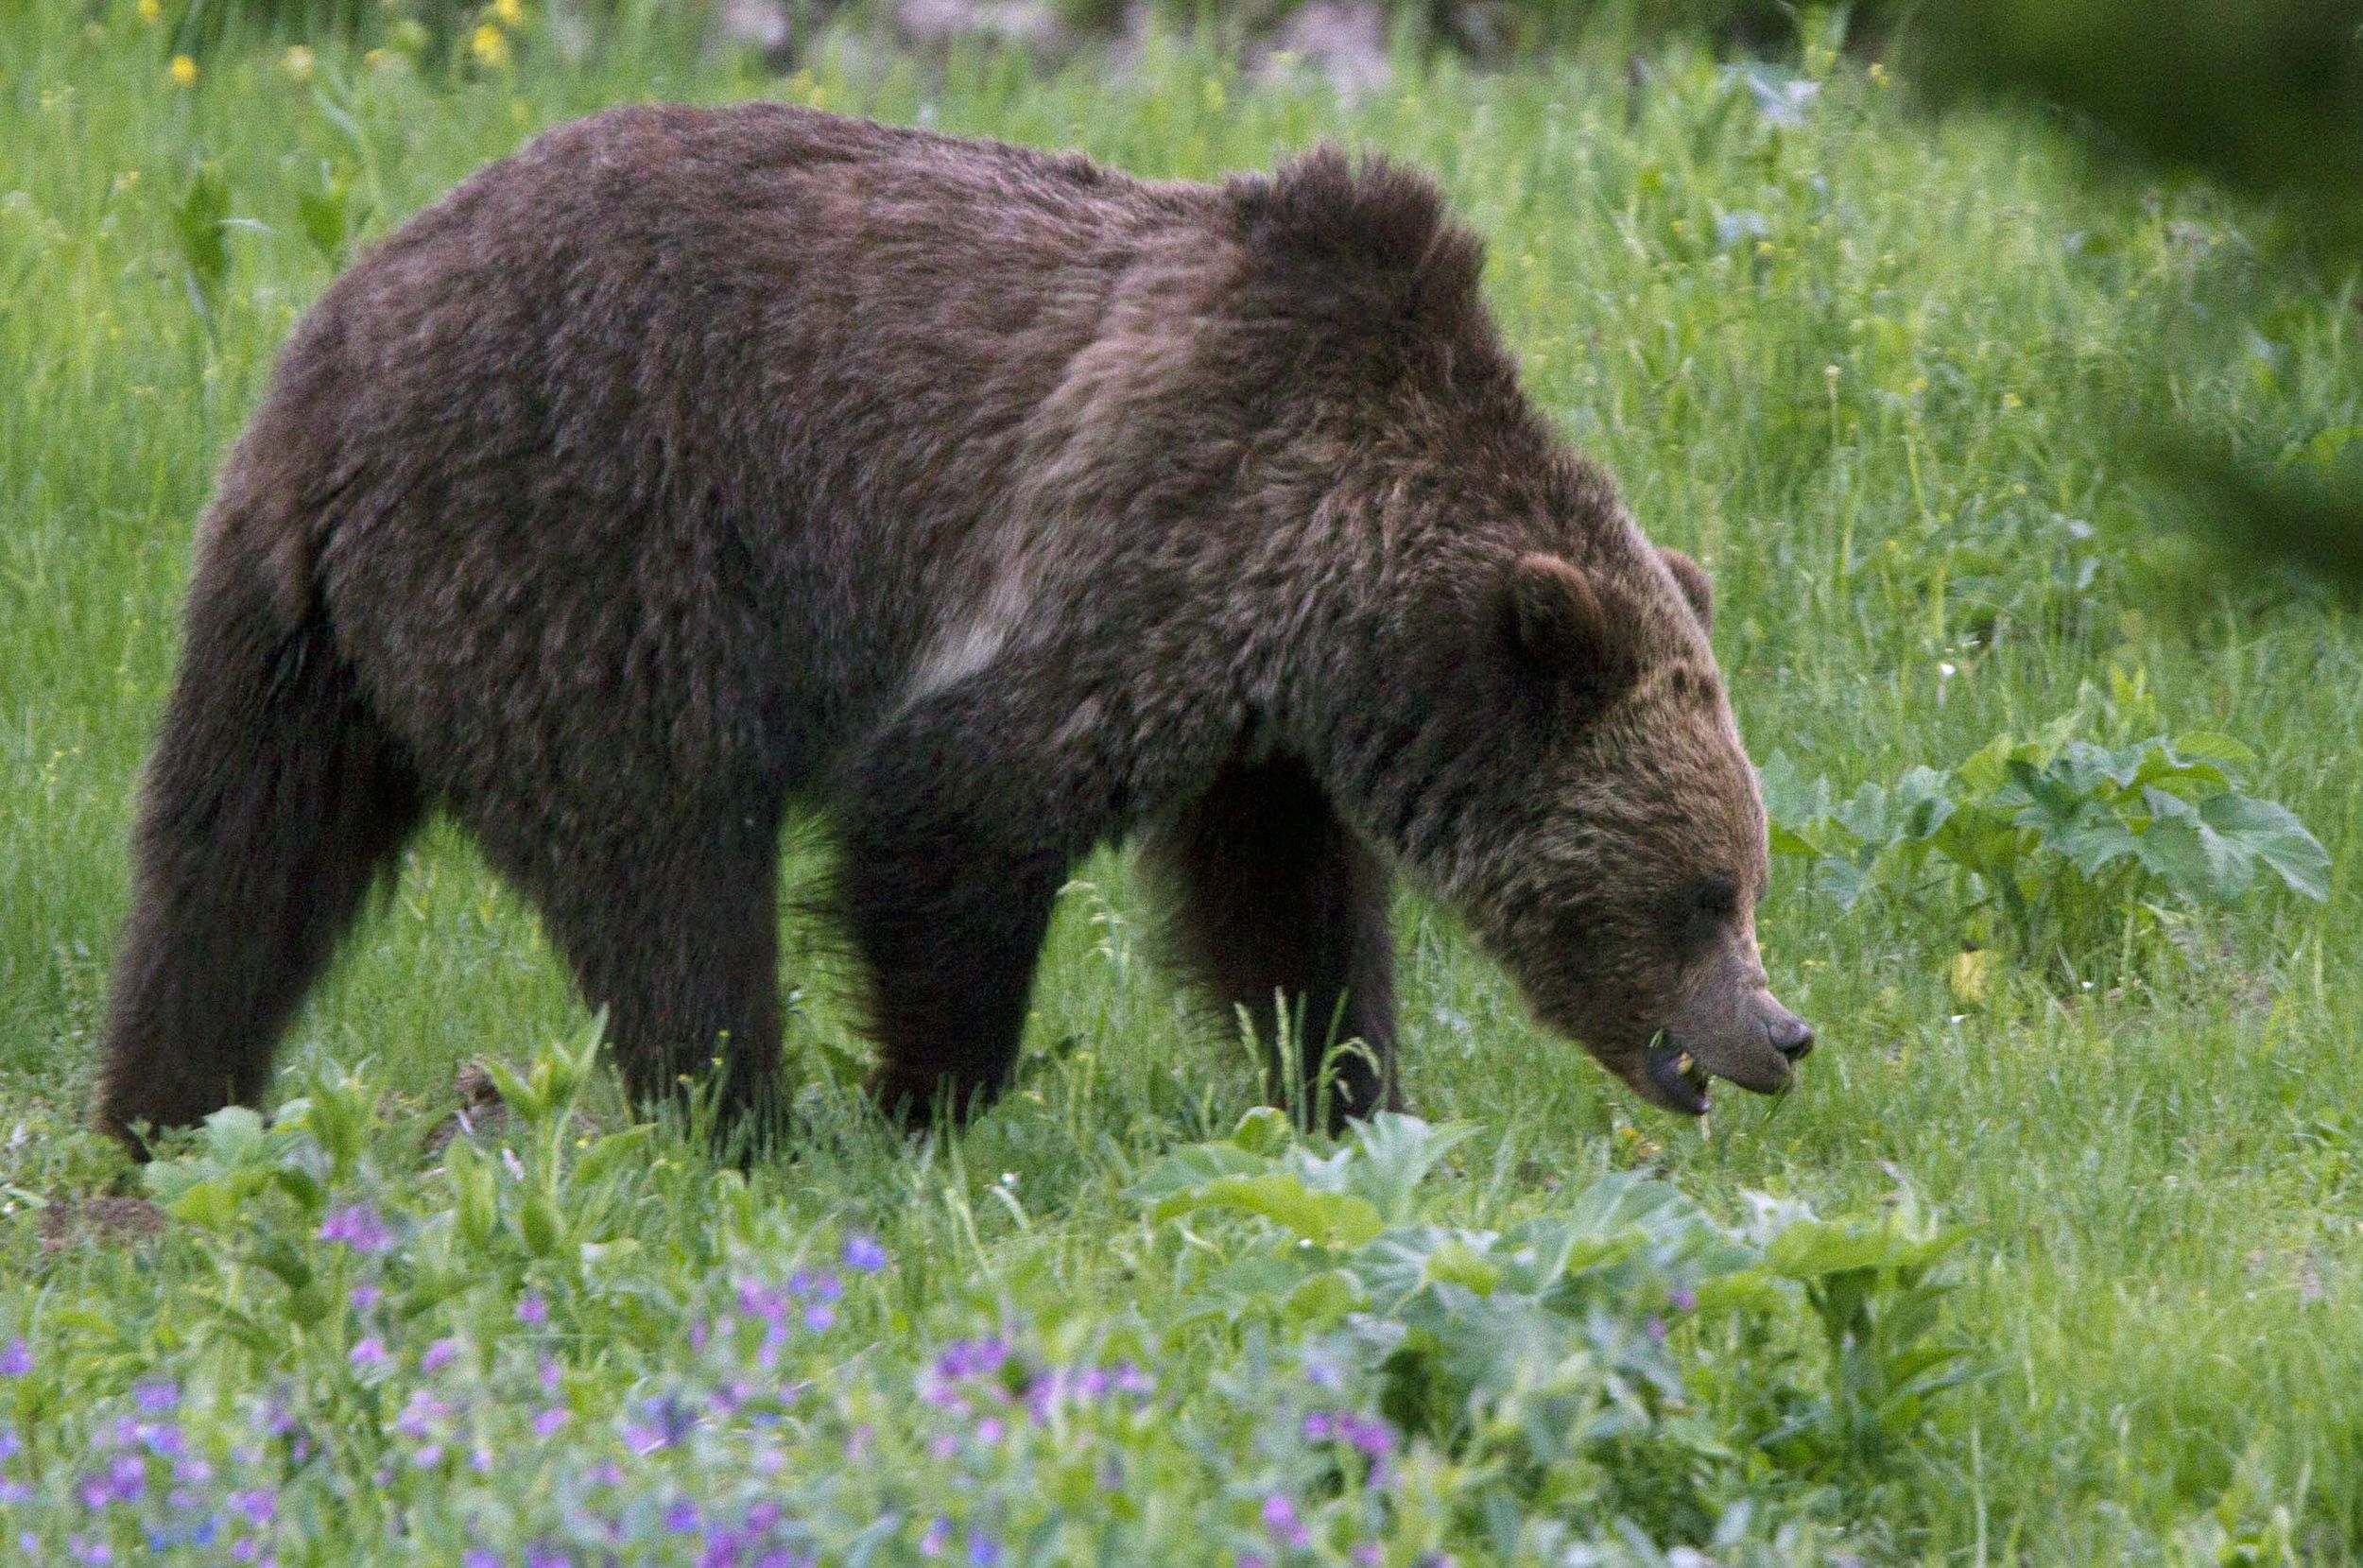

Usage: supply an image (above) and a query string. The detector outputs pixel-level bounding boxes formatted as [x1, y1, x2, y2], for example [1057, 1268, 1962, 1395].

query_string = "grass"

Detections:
[4, 4, 2361, 1562]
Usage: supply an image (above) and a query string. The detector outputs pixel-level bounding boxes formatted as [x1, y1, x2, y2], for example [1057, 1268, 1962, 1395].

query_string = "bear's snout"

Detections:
[1657, 987, 1810, 1105]
[1764, 1005, 1814, 1061]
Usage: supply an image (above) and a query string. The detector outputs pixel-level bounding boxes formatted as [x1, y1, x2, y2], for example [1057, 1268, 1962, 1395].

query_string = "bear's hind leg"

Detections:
[503, 814, 786, 1145]
[1145, 753, 1402, 1134]
[98, 543, 423, 1156]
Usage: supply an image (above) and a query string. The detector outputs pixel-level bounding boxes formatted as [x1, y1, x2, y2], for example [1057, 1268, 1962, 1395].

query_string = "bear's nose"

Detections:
[1765, 1009, 1814, 1061]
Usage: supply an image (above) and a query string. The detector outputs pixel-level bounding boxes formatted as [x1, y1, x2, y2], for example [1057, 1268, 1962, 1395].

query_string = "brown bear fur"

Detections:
[95, 104, 1808, 1152]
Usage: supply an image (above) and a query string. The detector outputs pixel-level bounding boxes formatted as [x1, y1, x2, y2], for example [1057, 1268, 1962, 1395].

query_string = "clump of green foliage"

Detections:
[1764, 686, 2327, 977]
[0, 1033, 1966, 1562]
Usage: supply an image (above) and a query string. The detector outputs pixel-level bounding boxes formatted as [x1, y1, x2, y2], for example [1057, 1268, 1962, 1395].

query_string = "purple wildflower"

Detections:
[802, 1303, 836, 1333]
[534, 1407, 568, 1439]
[1338, 1415, 1396, 1460]
[515, 1292, 549, 1327]
[934, 1338, 1009, 1381]
[350, 1283, 382, 1312]
[1261, 1493, 1310, 1550]
[132, 1381, 179, 1414]
[844, 1234, 888, 1272]
[623, 1395, 696, 1454]
[349, 1336, 389, 1371]
[664, 1499, 700, 1533]
[395, 1391, 448, 1439]
[921, 1517, 951, 1556]
[0, 1340, 27, 1378]
[966, 1531, 1002, 1567]
[317, 1205, 391, 1254]
[1303, 1411, 1336, 1441]
[1670, 1284, 1698, 1313]
[1353, 1547, 1383, 1568]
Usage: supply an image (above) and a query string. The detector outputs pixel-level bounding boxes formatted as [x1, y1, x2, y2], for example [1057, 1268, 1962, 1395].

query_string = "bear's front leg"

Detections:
[1146, 752, 1404, 1134]
[835, 683, 1102, 1129]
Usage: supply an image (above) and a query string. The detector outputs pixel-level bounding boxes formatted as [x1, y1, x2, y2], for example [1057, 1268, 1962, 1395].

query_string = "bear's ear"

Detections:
[1228, 147, 1486, 337]
[1501, 552, 1638, 700]
[1660, 547, 1712, 630]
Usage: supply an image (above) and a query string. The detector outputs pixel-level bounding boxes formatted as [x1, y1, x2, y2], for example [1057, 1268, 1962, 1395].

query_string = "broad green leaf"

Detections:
[1127, 1143, 1274, 1208]
[2135, 787, 2254, 902]
[2199, 793, 2332, 901]
[1422, 1235, 1504, 1296]
[1229, 1105, 1292, 1156]
[1347, 1113, 1477, 1223]
[571, 1124, 654, 1191]
[1152, 1174, 1384, 1249]
[1283, 1268, 1365, 1328]
[165, 1179, 241, 1233]
[201, 1105, 268, 1166]
[2169, 731, 2258, 769]
[1756, 750, 1832, 834]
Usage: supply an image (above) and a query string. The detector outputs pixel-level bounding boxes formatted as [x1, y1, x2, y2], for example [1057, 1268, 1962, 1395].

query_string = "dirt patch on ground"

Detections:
[38, 1195, 166, 1253]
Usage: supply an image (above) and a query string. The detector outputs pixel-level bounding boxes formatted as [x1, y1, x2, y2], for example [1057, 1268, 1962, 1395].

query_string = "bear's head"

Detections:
[1228, 146, 1810, 1114]
[1455, 542, 1812, 1115]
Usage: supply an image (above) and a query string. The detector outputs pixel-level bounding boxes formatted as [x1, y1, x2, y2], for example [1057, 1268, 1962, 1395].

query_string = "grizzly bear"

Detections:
[95, 104, 1811, 1153]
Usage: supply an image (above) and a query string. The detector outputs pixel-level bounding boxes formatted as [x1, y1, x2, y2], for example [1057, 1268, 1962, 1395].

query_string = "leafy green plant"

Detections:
[1133, 1111, 1975, 1548]
[1764, 701, 2328, 974]
[1744, 1189, 1975, 1474]
[168, 161, 231, 338]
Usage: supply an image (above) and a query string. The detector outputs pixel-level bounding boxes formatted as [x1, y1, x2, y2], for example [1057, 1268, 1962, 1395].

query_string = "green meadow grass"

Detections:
[4, 5, 2361, 1561]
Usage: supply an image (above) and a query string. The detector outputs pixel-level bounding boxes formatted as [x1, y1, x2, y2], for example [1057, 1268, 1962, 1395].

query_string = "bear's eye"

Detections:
[1685, 876, 1738, 923]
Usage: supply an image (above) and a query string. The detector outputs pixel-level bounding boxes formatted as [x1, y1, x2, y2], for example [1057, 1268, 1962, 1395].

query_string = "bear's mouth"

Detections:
[1643, 1036, 1714, 1116]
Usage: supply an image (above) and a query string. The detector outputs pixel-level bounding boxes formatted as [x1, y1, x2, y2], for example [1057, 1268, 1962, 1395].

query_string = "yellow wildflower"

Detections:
[283, 44, 315, 81]
[470, 22, 509, 67]
[492, 0, 525, 24]
[138, 0, 163, 23]
[168, 53, 197, 86]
